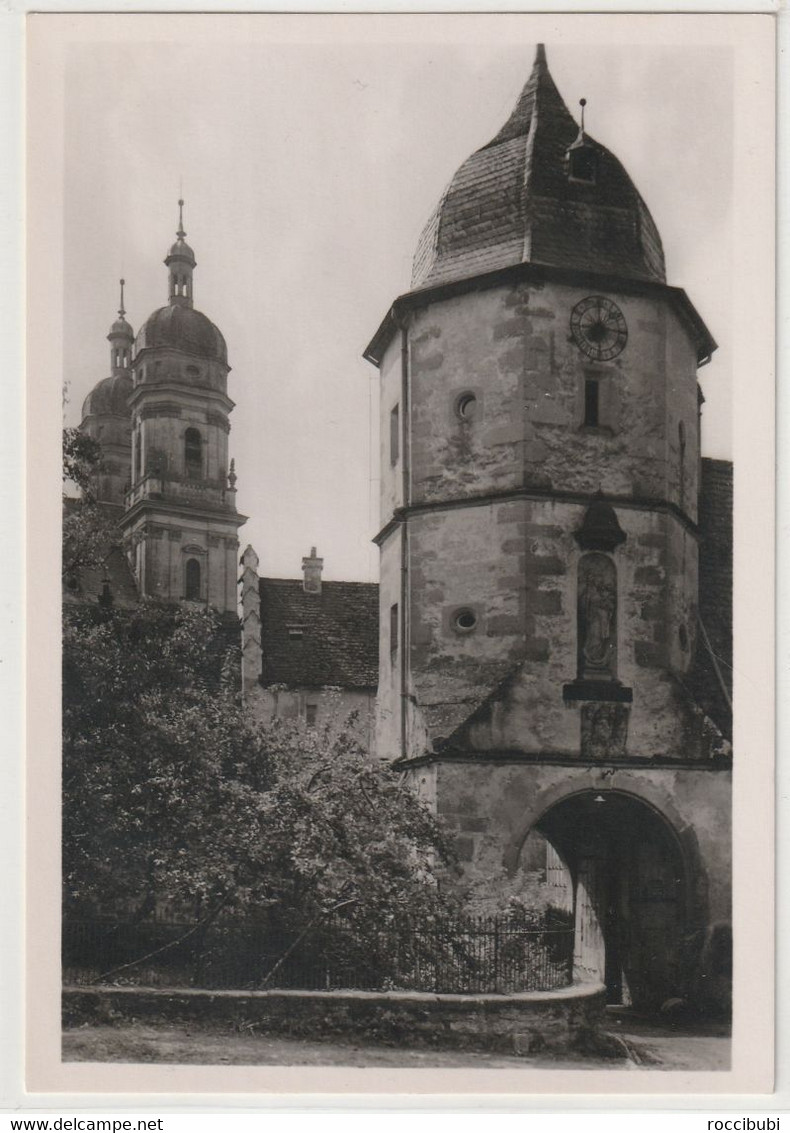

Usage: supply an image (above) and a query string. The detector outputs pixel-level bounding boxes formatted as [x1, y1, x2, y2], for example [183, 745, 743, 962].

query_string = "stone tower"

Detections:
[119, 203, 246, 614]
[79, 281, 134, 511]
[365, 47, 731, 1011]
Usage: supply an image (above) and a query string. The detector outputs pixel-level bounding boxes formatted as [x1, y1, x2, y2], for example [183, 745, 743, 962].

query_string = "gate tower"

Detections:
[364, 46, 732, 1010]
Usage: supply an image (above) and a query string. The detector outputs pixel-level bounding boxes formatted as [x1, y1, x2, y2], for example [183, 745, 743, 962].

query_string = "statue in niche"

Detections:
[578, 553, 617, 680]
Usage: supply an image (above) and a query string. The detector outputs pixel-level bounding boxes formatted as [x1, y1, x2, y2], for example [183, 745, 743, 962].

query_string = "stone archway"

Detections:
[517, 789, 693, 1010]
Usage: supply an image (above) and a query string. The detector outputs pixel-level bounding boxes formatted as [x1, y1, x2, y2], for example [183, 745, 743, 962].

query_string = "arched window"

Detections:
[184, 428, 202, 479]
[577, 553, 617, 681]
[185, 558, 201, 601]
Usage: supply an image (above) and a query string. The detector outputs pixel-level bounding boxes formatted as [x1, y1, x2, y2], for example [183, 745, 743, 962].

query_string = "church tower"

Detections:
[365, 47, 731, 1011]
[120, 203, 246, 614]
[79, 281, 134, 511]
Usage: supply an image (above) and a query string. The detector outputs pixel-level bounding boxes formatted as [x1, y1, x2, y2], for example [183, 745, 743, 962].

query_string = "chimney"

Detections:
[302, 546, 323, 594]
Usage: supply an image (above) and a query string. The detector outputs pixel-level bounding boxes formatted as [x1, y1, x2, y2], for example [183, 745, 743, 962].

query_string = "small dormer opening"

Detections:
[568, 145, 597, 184]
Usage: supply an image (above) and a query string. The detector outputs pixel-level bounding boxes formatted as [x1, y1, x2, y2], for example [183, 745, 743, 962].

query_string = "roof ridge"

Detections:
[259, 576, 378, 588]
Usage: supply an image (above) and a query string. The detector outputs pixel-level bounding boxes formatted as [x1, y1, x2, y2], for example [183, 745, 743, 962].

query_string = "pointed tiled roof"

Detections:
[412, 45, 665, 291]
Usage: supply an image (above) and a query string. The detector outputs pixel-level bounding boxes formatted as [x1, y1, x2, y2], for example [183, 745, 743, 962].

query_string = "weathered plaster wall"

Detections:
[405, 279, 699, 513]
[376, 526, 403, 761]
[427, 761, 731, 928]
[376, 276, 708, 763]
[400, 498, 703, 761]
[247, 686, 376, 751]
[125, 510, 239, 612]
[132, 390, 231, 487]
[379, 334, 404, 520]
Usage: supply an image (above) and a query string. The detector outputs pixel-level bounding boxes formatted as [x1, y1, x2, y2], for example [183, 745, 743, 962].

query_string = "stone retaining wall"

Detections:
[63, 982, 606, 1057]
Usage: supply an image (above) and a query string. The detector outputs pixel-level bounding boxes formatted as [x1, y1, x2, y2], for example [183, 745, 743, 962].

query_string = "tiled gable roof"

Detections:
[259, 578, 379, 690]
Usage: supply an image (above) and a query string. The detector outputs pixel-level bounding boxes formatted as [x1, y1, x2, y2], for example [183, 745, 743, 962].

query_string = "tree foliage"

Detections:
[63, 426, 102, 494]
[63, 601, 458, 941]
[62, 427, 117, 583]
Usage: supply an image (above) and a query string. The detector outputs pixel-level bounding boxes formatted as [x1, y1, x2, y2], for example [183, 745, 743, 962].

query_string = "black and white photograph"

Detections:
[23, 11, 774, 1098]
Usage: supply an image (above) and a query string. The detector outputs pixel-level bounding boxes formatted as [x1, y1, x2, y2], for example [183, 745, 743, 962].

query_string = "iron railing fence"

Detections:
[62, 912, 574, 995]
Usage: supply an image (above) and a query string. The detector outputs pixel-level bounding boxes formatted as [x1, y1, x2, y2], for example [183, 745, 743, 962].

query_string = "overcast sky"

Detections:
[60, 18, 733, 583]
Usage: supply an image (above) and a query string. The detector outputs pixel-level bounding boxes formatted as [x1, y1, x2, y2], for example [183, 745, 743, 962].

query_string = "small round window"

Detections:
[456, 393, 478, 421]
[453, 608, 478, 633]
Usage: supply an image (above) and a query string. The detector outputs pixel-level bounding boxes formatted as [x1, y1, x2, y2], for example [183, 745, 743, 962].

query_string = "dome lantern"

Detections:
[107, 278, 133, 375]
[165, 199, 196, 309]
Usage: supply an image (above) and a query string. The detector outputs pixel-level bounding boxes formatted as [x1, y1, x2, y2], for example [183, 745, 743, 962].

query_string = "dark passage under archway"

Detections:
[524, 791, 687, 1010]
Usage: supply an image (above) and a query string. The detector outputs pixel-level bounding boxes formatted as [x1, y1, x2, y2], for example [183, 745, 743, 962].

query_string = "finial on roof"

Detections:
[535, 43, 547, 67]
[118, 278, 126, 319]
[177, 198, 186, 241]
[228, 457, 237, 490]
[579, 97, 587, 132]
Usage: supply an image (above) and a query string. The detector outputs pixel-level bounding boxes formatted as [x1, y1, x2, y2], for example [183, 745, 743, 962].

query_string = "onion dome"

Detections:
[412, 44, 665, 291]
[135, 304, 228, 364]
[81, 371, 133, 421]
[80, 314, 133, 506]
[109, 315, 133, 339]
[106, 280, 133, 370]
[81, 281, 134, 422]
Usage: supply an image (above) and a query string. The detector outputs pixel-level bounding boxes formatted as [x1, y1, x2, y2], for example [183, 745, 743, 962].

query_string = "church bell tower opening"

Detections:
[119, 201, 247, 614]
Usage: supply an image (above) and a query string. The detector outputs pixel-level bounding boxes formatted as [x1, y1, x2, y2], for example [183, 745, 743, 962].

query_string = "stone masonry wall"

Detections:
[406, 279, 699, 518]
[63, 982, 607, 1058]
[425, 761, 732, 928]
[399, 498, 703, 761]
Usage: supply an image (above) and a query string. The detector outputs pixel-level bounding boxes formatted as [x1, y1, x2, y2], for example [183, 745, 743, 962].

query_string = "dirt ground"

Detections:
[605, 1009, 731, 1071]
[62, 1011, 731, 1071]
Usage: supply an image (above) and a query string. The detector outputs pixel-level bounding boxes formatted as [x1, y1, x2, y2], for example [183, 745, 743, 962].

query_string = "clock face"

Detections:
[570, 296, 628, 362]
